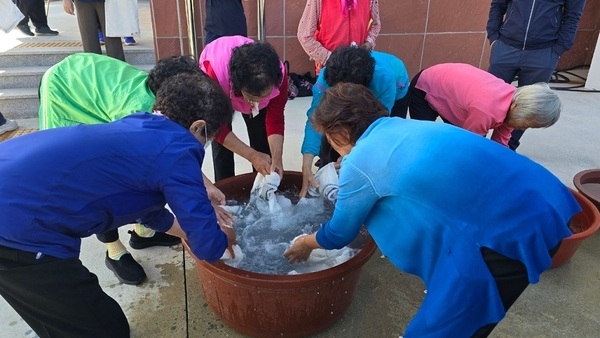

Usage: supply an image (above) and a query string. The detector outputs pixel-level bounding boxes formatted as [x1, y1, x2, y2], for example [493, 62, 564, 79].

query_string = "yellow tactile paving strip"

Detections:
[0, 129, 37, 142]
[17, 42, 82, 48]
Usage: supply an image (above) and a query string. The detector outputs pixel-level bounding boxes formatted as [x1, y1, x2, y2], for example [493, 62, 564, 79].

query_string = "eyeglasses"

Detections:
[241, 88, 273, 105]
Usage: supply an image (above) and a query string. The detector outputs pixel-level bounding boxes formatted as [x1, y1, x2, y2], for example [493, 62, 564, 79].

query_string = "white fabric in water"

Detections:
[287, 234, 355, 274]
[308, 162, 339, 202]
[251, 172, 282, 214]
[219, 205, 242, 216]
[220, 244, 245, 263]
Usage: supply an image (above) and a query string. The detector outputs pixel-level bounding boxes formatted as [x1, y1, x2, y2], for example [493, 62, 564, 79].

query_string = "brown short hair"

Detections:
[312, 83, 388, 146]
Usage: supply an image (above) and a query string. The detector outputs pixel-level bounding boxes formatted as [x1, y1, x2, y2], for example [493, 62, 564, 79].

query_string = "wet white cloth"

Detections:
[308, 162, 339, 202]
[0, 0, 24, 33]
[219, 205, 242, 216]
[220, 244, 245, 263]
[251, 172, 282, 214]
[287, 234, 355, 274]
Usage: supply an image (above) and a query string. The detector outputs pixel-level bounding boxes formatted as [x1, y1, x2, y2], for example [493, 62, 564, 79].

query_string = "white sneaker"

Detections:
[0, 120, 18, 135]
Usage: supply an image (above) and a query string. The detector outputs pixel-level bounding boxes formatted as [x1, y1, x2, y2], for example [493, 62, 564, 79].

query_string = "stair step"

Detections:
[0, 66, 48, 89]
[0, 64, 154, 90]
[0, 48, 155, 68]
[0, 88, 39, 120]
[0, 45, 156, 119]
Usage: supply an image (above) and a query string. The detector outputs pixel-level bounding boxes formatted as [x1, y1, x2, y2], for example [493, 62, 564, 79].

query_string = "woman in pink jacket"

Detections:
[408, 63, 561, 149]
[200, 36, 288, 181]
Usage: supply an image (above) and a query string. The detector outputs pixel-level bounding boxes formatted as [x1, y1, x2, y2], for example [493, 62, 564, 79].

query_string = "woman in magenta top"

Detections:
[200, 36, 288, 181]
[408, 63, 561, 149]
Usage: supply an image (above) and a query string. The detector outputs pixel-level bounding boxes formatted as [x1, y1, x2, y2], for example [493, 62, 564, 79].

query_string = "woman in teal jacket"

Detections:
[286, 83, 580, 337]
[299, 46, 409, 197]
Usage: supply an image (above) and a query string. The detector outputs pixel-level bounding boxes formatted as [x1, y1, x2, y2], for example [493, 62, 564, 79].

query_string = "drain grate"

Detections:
[17, 41, 82, 48]
[0, 129, 38, 142]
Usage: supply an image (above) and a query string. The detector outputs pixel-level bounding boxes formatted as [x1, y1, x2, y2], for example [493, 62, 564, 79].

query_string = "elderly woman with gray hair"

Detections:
[407, 63, 561, 150]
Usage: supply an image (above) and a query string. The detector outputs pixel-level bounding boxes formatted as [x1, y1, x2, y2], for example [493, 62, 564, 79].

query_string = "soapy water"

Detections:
[221, 188, 360, 275]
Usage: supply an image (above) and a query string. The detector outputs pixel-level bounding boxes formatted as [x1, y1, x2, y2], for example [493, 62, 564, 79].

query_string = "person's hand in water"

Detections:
[204, 177, 236, 227]
[284, 234, 319, 263]
[220, 223, 238, 259]
[299, 154, 319, 198]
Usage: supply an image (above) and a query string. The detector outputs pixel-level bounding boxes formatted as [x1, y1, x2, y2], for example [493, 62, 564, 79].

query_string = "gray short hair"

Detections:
[511, 83, 561, 128]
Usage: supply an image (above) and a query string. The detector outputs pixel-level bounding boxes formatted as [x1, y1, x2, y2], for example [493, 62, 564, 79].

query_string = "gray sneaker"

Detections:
[0, 120, 18, 135]
[16, 24, 34, 36]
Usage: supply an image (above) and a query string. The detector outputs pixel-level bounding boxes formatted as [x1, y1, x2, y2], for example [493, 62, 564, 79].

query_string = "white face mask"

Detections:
[203, 124, 212, 150]
[250, 101, 259, 118]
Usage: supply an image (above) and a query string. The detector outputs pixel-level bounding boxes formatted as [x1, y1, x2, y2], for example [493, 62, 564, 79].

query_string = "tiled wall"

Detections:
[150, 0, 600, 78]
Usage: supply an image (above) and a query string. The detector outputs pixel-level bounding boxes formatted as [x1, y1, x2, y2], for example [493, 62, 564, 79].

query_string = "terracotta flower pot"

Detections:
[184, 171, 377, 337]
[550, 185, 600, 268]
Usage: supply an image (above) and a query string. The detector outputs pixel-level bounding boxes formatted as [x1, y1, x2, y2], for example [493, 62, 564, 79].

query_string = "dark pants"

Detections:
[97, 229, 119, 243]
[204, 0, 247, 46]
[407, 70, 450, 123]
[470, 242, 561, 338]
[488, 39, 559, 150]
[390, 95, 410, 119]
[0, 112, 7, 125]
[0, 245, 129, 338]
[73, 0, 125, 61]
[14, 0, 48, 29]
[204, 31, 223, 46]
[212, 108, 271, 182]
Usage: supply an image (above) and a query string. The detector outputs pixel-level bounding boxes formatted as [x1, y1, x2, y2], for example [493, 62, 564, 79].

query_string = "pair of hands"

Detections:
[283, 234, 318, 263]
[299, 156, 341, 198]
[249, 151, 284, 178]
[206, 184, 238, 258]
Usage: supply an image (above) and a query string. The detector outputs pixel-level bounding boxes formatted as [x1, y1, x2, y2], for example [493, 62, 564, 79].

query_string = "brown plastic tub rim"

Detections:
[574, 169, 600, 211]
[185, 171, 378, 286]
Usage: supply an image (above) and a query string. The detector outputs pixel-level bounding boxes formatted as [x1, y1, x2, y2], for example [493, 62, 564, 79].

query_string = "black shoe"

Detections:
[35, 26, 59, 36]
[128, 230, 181, 250]
[104, 252, 147, 285]
[16, 24, 34, 36]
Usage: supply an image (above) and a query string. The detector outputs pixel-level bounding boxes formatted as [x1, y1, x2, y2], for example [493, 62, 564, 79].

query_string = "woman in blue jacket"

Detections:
[0, 73, 236, 338]
[285, 83, 580, 337]
[299, 46, 410, 198]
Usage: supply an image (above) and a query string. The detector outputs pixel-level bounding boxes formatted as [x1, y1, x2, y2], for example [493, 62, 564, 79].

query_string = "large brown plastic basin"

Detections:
[184, 171, 377, 337]
[550, 187, 600, 268]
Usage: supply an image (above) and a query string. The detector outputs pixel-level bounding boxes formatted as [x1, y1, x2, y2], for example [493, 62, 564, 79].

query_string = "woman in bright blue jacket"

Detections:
[285, 83, 580, 337]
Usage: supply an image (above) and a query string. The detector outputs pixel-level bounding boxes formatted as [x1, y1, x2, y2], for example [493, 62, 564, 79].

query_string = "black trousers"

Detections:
[390, 95, 410, 119]
[0, 112, 7, 125]
[0, 245, 129, 338]
[407, 70, 451, 123]
[97, 228, 119, 243]
[14, 0, 48, 29]
[470, 242, 561, 338]
[212, 108, 271, 182]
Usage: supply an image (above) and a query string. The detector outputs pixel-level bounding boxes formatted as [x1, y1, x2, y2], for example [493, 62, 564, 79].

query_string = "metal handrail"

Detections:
[257, 0, 265, 41]
[184, 0, 198, 59]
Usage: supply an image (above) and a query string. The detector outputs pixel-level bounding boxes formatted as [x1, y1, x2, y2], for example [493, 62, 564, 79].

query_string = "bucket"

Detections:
[184, 171, 377, 337]
[550, 187, 600, 268]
